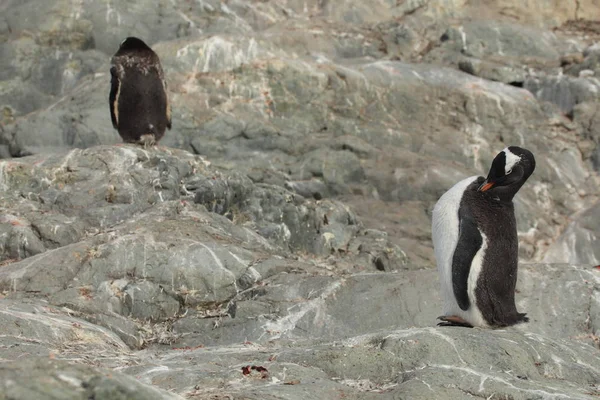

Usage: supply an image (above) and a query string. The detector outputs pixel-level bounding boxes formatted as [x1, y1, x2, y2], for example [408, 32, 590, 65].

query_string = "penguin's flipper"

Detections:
[437, 315, 474, 328]
[452, 202, 483, 311]
[109, 66, 120, 129]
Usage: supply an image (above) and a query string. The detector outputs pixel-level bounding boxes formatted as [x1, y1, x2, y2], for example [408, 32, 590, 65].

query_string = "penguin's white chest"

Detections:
[431, 176, 489, 327]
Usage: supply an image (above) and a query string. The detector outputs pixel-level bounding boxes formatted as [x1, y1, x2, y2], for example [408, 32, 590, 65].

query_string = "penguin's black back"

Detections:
[109, 37, 171, 143]
[454, 178, 527, 327]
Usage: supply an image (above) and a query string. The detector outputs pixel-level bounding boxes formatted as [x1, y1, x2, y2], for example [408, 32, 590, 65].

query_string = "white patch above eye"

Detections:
[503, 147, 521, 175]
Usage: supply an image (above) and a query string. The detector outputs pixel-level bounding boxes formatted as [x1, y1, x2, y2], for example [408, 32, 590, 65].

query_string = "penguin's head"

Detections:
[478, 146, 536, 201]
[117, 37, 152, 53]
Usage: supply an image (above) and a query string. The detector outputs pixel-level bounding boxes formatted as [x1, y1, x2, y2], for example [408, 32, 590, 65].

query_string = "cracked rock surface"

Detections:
[0, 146, 598, 399]
[1, 0, 600, 399]
[2, 1, 600, 266]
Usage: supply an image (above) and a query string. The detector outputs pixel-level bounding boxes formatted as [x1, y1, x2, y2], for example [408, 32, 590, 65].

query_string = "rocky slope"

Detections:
[1, 0, 600, 399]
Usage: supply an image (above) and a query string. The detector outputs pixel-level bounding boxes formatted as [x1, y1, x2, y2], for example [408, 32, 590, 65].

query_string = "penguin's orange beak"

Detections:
[478, 181, 495, 192]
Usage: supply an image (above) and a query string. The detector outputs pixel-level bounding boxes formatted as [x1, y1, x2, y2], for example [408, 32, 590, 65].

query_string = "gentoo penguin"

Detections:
[432, 146, 536, 328]
[109, 37, 171, 146]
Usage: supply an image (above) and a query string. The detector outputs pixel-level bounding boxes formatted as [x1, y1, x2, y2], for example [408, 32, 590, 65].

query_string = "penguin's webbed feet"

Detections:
[518, 313, 529, 323]
[139, 134, 157, 148]
[437, 315, 474, 328]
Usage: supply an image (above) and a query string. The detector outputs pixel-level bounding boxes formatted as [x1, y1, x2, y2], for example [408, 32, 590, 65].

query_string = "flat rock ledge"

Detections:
[0, 262, 598, 399]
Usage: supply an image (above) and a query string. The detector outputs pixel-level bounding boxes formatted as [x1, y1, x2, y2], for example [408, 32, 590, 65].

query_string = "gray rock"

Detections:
[573, 101, 600, 169]
[298, 149, 366, 194]
[440, 21, 563, 61]
[0, 146, 388, 346]
[424, 20, 575, 81]
[0, 79, 52, 121]
[285, 178, 330, 200]
[543, 203, 600, 265]
[3, 17, 598, 266]
[419, 0, 594, 29]
[1, 262, 598, 399]
[2, 2, 95, 51]
[0, 299, 130, 365]
[458, 57, 527, 84]
[2, 75, 118, 156]
[348, 229, 409, 271]
[566, 47, 600, 77]
[0, 211, 86, 261]
[524, 74, 600, 114]
[1, 1, 600, 398]
[0, 36, 106, 121]
[118, 264, 600, 399]
[0, 358, 183, 400]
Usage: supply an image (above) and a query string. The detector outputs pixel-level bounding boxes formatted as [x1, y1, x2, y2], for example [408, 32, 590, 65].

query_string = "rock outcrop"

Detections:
[0, 145, 598, 399]
[1, 1, 600, 399]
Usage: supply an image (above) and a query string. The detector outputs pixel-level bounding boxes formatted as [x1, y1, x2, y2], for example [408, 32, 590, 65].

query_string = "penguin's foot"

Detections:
[437, 315, 474, 328]
[139, 134, 156, 148]
[518, 313, 529, 323]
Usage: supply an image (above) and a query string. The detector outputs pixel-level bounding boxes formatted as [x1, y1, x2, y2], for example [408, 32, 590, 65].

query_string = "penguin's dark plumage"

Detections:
[432, 146, 535, 328]
[109, 37, 171, 146]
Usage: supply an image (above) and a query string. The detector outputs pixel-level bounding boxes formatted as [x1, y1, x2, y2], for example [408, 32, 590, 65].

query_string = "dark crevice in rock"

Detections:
[585, 288, 593, 332]
[565, 110, 575, 121]
[374, 256, 385, 271]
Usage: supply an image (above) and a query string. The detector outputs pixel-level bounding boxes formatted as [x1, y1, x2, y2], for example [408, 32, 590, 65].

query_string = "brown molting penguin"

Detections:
[109, 37, 171, 146]
[432, 146, 536, 328]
